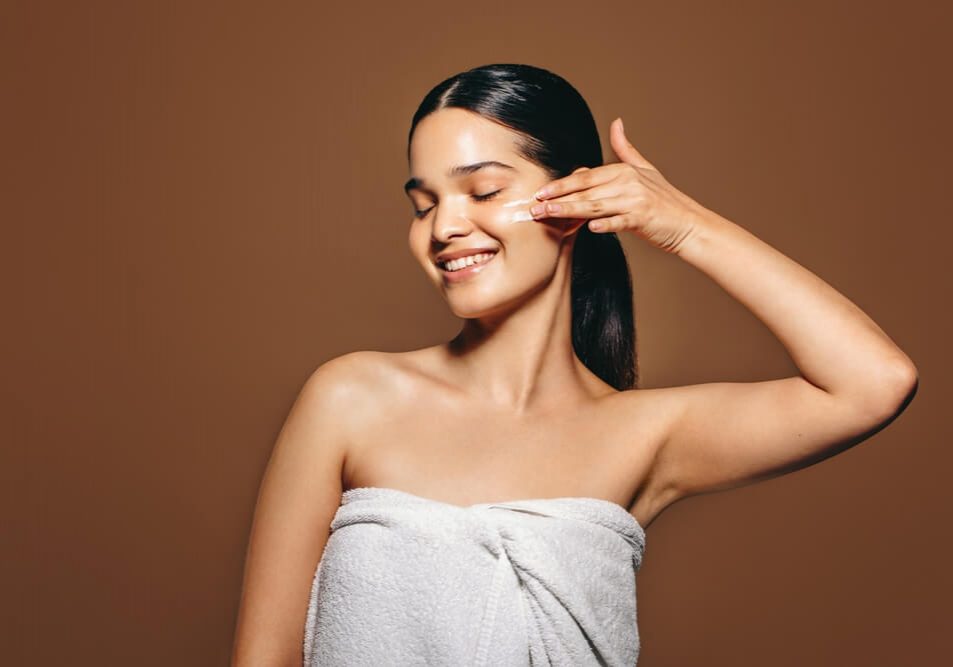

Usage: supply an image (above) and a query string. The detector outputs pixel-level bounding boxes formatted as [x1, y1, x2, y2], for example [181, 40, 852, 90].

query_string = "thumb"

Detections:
[610, 117, 655, 170]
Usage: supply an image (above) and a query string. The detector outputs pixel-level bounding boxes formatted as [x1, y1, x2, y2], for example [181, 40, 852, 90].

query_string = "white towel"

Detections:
[303, 486, 647, 666]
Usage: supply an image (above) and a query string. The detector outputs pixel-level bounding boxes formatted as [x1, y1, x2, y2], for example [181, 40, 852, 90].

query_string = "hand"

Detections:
[530, 117, 709, 255]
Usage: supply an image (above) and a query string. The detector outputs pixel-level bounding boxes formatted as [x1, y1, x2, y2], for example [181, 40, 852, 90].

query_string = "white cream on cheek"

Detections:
[435, 193, 537, 227]
[500, 195, 537, 223]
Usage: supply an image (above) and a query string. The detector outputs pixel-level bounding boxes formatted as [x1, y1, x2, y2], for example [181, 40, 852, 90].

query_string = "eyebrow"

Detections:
[404, 160, 516, 194]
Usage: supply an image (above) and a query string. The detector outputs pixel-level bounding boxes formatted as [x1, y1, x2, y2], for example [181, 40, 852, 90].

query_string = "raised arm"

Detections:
[645, 209, 917, 503]
[231, 355, 362, 666]
[530, 117, 918, 509]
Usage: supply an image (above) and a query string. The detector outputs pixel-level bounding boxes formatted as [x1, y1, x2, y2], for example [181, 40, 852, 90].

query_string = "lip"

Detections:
[434, 246, 499, 263]
[437, 250, 499, 283]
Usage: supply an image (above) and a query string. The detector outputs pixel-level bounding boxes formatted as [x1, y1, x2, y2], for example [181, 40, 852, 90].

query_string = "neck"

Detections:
[442, 240, 599, 415]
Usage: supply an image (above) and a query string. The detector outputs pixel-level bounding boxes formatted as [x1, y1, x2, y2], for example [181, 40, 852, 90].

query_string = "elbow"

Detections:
[856, 357, 919, 423]
[884, 356, 919, 408]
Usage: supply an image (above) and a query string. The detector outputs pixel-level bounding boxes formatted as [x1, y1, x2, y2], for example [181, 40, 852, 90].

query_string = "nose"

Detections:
[430, 199, 474, 243]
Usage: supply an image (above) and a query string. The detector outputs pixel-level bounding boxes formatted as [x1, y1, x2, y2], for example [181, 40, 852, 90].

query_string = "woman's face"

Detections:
[406, 108, 582, 319]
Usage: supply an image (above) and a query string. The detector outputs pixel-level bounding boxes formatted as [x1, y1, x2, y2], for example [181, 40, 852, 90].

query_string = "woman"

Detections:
[232, 64, 918, 666]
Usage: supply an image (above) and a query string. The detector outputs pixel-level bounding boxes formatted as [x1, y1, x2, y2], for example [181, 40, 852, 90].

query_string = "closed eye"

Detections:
[412, 190, 504, 219]
[472, 189, 503, 202]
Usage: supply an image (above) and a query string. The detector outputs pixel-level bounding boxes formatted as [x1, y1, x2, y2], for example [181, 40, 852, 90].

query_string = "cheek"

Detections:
[480, 189, 540, 228]
[481, 195, 565, 256]
[475, 183, 569, 248]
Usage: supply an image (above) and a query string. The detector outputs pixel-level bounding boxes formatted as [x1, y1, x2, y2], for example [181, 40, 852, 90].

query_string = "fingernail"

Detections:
[530, 204, 545, 217]
[535, 188, 550, 199]
[546, 203, 561, 213]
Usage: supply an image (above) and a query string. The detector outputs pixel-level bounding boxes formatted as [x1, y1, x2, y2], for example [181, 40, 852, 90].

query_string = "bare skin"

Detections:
[231, 109, 918, 666]
[341, 345, 668, 521]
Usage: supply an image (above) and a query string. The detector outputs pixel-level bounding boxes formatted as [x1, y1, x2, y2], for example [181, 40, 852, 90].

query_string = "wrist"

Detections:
[674, 208, 731, 261]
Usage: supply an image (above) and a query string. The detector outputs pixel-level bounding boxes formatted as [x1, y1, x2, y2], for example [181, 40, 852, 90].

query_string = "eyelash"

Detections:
[413, 190, 503, 219]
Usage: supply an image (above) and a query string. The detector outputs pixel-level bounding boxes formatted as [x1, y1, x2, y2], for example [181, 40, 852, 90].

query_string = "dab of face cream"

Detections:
[501, 196, 536, 223]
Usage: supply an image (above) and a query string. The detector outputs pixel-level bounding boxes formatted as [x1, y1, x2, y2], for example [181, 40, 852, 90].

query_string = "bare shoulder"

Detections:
[309, 349, 393, 383]
[305, 348, 432, 429]
[232, 349, 413, 664]
[310, 349, 407, 392]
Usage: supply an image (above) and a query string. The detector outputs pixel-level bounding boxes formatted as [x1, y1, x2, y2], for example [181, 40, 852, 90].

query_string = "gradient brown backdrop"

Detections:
[5, 1, 950, 665]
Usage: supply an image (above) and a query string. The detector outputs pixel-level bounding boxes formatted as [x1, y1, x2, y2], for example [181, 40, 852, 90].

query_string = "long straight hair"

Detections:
[408, 64, 638, 390]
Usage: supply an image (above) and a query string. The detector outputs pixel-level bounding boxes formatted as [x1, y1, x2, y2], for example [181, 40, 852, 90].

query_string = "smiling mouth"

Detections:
[437, 250, 498, 272]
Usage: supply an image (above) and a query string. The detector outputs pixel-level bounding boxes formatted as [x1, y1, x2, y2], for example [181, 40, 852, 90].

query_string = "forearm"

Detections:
[675, 209, 917, 403]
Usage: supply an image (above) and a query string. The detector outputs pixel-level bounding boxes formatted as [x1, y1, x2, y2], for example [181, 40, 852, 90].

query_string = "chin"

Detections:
[445, 297, 501, 320]
[442, 282, 538, 321]
[427, 259, 554, 320]
[439, 286, 503, 318]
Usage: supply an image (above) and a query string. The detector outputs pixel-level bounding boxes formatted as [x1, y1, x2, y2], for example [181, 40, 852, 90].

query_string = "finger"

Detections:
[610, 117, 656, 171]
[537, 179, 624, 205]
[534, 164, 614, 201]
[588, 214, 628, 233]
[530, 196, 624, 221]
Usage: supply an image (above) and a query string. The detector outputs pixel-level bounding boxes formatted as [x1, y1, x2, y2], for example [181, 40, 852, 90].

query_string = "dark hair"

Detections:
[407, 63, 638, 390]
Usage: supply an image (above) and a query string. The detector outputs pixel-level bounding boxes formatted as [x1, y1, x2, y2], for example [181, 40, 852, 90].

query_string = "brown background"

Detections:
[4, 1, 950, 665]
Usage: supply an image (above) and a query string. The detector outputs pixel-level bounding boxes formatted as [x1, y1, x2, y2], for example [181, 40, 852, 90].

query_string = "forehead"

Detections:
[407, 108, 528, 180]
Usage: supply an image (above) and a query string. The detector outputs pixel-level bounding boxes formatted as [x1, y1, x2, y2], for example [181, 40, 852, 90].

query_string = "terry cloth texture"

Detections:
[303, 486, 647, 666]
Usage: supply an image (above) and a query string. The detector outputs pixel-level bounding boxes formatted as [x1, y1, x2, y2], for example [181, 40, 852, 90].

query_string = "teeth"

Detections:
[441, 252, 496, 272]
